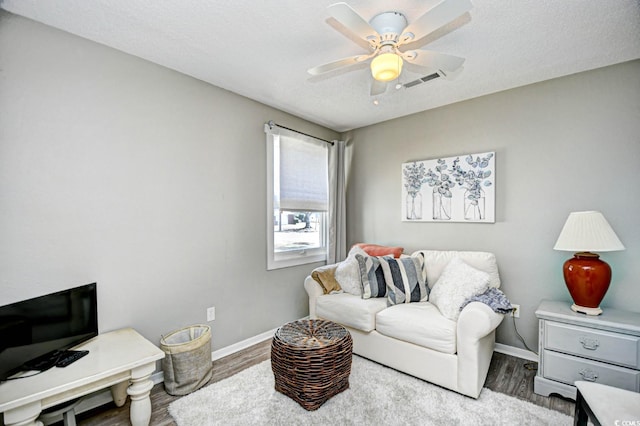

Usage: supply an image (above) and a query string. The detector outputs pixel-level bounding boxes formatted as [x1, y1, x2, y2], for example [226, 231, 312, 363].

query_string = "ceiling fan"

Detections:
[308, 0, 473, 96]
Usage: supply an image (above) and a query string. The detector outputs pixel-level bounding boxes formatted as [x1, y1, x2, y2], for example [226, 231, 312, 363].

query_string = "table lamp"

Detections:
[553, 211, 625, 315]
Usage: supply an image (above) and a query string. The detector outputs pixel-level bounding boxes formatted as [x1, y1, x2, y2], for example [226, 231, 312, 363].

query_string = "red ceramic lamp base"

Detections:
[563, 252, 612, 316]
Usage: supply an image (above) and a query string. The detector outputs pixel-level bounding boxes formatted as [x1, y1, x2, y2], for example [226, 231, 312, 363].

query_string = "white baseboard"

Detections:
[211, 323, 539, 365]
[211, 326, 279, 361]
[494, 343, 538, 362]
[206, 321, 538, 365]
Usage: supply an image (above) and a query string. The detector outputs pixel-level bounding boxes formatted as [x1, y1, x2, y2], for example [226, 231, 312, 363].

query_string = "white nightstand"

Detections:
[534, 299, 640, 399]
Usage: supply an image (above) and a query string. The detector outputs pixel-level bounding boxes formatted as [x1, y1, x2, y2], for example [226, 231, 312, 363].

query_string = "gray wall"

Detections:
[2, 9, 638, 357]
[0, 11, 338, 350]
[345, 60, 640, 350]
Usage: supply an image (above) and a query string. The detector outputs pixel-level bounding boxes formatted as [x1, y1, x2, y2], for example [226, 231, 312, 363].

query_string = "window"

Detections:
[265, 124, 329, 270]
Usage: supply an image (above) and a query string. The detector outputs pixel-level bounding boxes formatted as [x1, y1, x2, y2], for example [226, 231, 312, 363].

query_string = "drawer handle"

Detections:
[579, 369, 599, 382]
[579, 337, 600, 350]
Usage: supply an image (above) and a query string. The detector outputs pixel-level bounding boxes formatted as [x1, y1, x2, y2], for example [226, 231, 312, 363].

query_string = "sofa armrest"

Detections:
[304, 262, 341, 319]
[304, 275, 324, 319]
[457, 301, 504, 340]
[456, 301, 505, 398]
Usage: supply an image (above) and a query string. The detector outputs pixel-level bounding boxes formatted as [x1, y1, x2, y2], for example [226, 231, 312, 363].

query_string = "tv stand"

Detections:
[0, 328, 165, 426]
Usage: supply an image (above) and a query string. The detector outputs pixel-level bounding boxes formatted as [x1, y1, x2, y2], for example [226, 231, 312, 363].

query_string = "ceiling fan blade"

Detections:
[308, 55, 368, 76]
[370, 80, 388, 96]
[439, 67, 464, 80]
[403, 49, 465, 72]
[403, 0, 473, 43]
[328, 2, 379, 42]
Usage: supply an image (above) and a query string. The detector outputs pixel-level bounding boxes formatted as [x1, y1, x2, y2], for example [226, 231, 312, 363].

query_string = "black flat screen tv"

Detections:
[0, 283, 98, 382]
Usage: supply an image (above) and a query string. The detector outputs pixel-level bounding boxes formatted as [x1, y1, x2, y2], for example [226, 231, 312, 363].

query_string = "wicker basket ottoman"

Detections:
[271, 319, 353, 411]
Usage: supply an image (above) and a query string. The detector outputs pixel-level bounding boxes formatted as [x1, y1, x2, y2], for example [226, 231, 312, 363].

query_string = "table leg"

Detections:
[127, 363, 155, 426]
[111, 380, 129, 407]
[574, 389, 601, 426]
[3, 401, 43, 426]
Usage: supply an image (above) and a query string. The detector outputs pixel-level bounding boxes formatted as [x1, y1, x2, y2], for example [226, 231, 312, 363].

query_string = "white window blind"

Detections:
[277, 134, 328, 212]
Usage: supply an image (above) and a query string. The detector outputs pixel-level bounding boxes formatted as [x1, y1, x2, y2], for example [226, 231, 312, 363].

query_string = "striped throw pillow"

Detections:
[356, 254, 388, 299]
[379, 253, 428, 305]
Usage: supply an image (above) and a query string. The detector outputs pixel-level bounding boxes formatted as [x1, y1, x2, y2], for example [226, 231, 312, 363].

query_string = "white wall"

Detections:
[0, 12, 338, 350]
[345, 60, 640, 349]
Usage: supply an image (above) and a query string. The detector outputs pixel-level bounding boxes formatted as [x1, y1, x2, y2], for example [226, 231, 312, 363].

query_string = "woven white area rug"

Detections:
[169, 355, 572, 426]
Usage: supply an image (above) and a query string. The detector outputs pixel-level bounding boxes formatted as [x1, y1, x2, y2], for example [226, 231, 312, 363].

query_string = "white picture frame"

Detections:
[402, 151, 495, 223]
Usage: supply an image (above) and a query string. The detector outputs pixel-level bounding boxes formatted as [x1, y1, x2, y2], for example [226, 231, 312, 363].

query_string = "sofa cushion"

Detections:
[429, 257, 490, 321]
[376, 302, 457, 354]
[413, 250, 500, 289]
[380, 253, 428, 305]
[316, 293, 388, 332]
[334, 245, 368, 296]
[356, 254, 388, 299]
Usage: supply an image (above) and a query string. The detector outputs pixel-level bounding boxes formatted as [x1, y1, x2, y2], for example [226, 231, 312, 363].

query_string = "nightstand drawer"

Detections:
[543, 350, 640, 391]
[545, 322, 640, 368]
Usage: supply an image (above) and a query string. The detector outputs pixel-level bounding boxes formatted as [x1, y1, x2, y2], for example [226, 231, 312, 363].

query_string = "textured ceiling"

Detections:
[2, 0, 639, 132]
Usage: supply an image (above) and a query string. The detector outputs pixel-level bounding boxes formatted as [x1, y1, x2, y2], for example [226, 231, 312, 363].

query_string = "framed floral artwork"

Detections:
[402, 152, 495, 223]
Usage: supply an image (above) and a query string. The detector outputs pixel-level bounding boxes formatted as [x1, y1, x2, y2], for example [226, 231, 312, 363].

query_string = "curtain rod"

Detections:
[268, 121, 334, 146]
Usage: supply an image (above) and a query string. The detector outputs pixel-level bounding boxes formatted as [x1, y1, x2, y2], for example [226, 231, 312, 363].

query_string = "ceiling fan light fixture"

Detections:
[371, 53, 403, 82]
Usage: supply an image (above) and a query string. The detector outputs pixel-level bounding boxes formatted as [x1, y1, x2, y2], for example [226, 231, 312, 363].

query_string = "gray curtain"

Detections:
[328, 139, 347, 263]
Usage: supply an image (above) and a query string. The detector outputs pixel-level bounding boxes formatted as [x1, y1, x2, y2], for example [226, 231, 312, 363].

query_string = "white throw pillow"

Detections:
[429, 257, 490, 321]
[334, 245, 368, 296]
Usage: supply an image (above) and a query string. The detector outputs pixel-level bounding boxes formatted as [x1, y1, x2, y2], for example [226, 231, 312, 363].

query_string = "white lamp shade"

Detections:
[370, 53, 403, 82]
[553, 211, 625, 252]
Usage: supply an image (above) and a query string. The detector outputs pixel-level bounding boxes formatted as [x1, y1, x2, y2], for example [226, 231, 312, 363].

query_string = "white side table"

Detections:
[0, 328, 165, 426]
[575, 380, 640, 426]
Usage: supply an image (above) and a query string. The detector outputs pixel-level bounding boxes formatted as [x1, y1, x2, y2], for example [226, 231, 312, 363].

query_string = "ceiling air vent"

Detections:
[403, 72, 441, 89]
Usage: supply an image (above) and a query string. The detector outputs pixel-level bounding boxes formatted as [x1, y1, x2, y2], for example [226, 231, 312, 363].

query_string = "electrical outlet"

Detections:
[207, 306, 216, 321]
[511, 304, 520, 318]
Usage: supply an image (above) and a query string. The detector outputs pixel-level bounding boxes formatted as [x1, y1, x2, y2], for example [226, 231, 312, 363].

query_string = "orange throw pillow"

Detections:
[355, 243, 404, 258]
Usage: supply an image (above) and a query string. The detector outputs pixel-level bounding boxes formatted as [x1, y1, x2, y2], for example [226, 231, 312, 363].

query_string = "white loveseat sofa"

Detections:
[304, 249, 505, 398]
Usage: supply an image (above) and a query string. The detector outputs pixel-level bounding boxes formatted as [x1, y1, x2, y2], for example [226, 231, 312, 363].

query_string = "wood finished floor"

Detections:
[74, 341, 574, 425]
